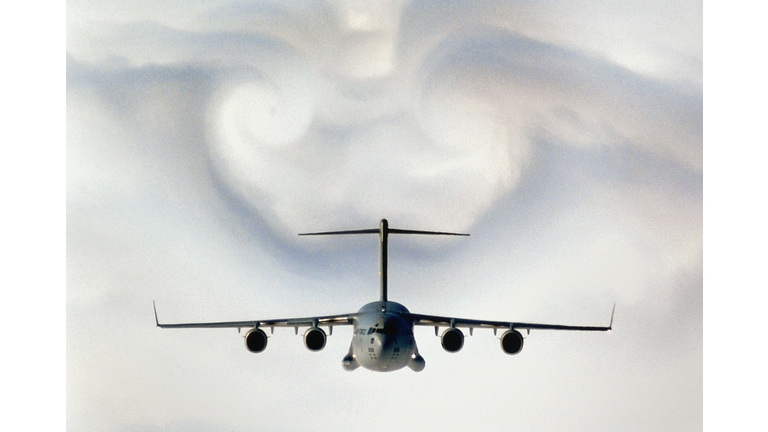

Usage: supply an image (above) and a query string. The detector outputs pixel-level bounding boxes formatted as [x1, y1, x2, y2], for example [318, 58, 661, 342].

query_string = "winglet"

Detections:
[153, 300, 160, 327]
[608, 303, 616, 330]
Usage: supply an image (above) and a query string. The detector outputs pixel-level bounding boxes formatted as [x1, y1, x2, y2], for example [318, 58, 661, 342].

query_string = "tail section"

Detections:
[299, 219, 469, 302]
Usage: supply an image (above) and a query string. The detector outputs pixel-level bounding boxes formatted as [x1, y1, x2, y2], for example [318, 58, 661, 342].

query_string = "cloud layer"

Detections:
[68, 0, 701, 239]
[67, 1, 701, 431]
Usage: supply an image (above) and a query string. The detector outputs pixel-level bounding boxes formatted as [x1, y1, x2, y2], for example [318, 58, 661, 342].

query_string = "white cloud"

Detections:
[67, 1, 702, 431]
[67, 1, 701, 239]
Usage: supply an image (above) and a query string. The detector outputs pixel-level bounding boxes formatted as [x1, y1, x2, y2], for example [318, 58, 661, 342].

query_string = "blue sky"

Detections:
[61, 1, 708, 430]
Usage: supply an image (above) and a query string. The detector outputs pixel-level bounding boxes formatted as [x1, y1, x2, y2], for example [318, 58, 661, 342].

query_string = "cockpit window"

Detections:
[375, 325, 398, 335]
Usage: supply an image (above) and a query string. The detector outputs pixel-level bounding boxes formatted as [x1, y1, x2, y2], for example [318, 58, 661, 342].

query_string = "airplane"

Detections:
[154, 219, 614, 372]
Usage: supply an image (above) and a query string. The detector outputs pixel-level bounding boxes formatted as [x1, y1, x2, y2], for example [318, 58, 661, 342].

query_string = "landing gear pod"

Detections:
[304, 327, 327, 351]
[407, 353, 426, 372]
[342, 354, 360, 371]
[441, 328, 464, 352]
[244, 328, 268, 353]
[500, 329, 524, 355]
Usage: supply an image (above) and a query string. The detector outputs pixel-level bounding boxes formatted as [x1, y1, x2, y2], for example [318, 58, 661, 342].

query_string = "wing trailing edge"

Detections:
[153, 301, 355, 330]
[407, 303, 616, 332]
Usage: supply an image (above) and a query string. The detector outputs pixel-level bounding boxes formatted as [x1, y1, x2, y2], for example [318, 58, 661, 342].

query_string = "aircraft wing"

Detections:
[153, 301, 356, 330]
[405, 304, 614, 332]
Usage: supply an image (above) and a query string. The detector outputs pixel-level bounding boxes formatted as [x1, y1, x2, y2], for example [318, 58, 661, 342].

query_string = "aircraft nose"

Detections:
[369, 333, 390, 356]
[373, 333, 385, 349]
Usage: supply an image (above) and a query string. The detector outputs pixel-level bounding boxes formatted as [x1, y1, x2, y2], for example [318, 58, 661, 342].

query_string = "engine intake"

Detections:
[441, 328, 464, 352]
[304, 327, 327, 351]
[500, 329, 524, 355]
[244, 328, 268, 353]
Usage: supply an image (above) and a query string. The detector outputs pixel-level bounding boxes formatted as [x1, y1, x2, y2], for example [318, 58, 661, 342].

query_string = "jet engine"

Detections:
[500, 329, 524, 355]
[244, 327, 268, 353]
[440, 328, 464, 352]
[304, 327, 327, 351]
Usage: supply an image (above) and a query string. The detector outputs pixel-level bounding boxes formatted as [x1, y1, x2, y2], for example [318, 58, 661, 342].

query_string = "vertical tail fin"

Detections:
[299, 219, 469, 302]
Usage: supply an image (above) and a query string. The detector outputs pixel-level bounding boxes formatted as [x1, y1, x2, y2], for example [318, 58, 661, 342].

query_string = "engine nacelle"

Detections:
[244, 327, 268, 353]
[500, 329, 524, 355]
[441, 328, 464, 353]
[304, 327, 327, 351]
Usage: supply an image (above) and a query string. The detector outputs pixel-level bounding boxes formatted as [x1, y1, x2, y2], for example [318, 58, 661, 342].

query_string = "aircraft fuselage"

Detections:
[343, 301, 425, 372]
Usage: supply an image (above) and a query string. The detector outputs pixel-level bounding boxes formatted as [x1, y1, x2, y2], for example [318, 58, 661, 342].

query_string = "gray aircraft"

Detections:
[154, 219, 614, 372]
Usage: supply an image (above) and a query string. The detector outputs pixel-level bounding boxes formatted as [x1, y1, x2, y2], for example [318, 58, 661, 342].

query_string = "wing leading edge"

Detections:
[153, 301, 356, 331]
[405, 304, 615, 332]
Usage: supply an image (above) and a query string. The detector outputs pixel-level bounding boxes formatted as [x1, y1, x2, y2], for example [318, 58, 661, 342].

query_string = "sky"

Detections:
[61, 1, 708, 431]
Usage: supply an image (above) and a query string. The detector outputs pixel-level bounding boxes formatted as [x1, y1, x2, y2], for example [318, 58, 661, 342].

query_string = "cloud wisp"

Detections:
[67, 1, 702, 431]
[68, 0, 700, 241]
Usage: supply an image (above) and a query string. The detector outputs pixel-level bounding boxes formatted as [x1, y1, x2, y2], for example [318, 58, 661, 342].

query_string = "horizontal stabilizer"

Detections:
[298, 219, 469, 237]
[298, 229, 380, 236]
[298, 219, 469, 302]
[389, 228, 469, 236]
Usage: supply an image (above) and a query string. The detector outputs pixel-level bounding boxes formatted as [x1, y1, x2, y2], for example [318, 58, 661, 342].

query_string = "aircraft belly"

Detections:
[353, 334, 415, 372]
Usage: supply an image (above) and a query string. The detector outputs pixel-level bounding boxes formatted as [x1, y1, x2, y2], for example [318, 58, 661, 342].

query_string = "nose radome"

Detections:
[371, 332, 393, 354]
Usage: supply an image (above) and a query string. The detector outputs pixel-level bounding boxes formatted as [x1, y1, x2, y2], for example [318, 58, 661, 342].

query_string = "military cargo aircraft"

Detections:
[154, 219, 614, 372]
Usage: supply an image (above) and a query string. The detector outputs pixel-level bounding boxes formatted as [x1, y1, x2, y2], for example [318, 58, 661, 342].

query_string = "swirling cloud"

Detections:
[69, 0, 700, 240]
[66, 2, 702, 431]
